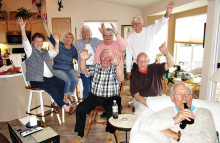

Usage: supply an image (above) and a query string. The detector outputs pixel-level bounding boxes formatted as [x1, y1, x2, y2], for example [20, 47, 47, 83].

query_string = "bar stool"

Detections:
[21, 62, 63, 124]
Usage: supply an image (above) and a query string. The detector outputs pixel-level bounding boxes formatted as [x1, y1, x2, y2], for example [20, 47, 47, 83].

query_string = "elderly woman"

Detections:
[42, 16, 79, 105]
[74, 25, 103, 100]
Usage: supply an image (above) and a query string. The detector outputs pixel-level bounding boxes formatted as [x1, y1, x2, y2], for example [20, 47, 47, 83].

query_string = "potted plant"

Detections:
[0, 0, 3, 10]
[15, 7, 33, 19]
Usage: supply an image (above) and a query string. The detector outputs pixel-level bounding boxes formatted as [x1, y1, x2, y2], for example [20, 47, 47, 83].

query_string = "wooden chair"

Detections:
[179, 80, 199, 98]
[162, 76, 168, 95]
[85, 82, 124, 142]
[21, 62, 63, 123]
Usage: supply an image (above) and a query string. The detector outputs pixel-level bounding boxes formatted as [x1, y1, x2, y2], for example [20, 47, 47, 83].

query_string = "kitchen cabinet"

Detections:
[30, 19, 48, 41]
[0, 21, 7, 43]
[7, 20, 31, 31]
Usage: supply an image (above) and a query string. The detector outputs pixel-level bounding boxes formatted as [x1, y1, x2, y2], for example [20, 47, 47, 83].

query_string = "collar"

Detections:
[97, 63, 113, 71]
[139, 68, 148, 74]
[175, 104, 195, 112]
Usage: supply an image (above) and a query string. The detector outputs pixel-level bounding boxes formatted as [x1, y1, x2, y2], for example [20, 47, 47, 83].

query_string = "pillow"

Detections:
[147, 95, 174, 112]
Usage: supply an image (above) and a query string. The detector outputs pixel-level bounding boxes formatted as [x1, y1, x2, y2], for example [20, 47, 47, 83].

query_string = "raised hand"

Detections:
[112, 52, 121, 66]
[80, 49, 92, 60]
[16, 17, 27, 29]
[98, 23, 105, 34]
[53, 33, 60, 43]
[111, 23, 118, 35]
[159, 42, 168, 55]
[41, 14, 47, 24]
[165, 1, 174, 18]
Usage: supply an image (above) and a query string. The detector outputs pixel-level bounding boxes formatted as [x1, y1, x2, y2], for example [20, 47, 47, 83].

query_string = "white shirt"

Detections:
[126, 16, 169, 72]
[22, 39, 58, 78]
[85, 43, 95, 65]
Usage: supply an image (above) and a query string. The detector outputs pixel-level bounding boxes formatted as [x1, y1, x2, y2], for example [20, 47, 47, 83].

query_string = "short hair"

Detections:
[131, 16, 144, 24]
[100, 49, 113, 57]
[170, 82, 192, 97]
[32, 33, 45, 41]
[137, 52, 149, 61]
[102, 28, 113, 36]
[80, 25, 93, 38]
[63, 32, 75, 45]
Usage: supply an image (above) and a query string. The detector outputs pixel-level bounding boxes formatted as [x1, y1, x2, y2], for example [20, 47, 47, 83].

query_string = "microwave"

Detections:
[7, 31, 31, 44]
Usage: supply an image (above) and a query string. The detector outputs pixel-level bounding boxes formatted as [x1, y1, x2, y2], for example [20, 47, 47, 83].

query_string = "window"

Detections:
[84, 21, 117, 40]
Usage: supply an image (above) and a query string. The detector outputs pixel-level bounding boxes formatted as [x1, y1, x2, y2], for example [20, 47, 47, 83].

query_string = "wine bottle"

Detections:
[179, 103, 194, 129]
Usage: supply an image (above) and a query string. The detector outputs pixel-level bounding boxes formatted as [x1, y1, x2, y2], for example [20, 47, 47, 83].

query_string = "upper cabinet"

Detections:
[7, 20, 31, 31]
[0, 21, 7, 43]
[30, 19, 48, 41]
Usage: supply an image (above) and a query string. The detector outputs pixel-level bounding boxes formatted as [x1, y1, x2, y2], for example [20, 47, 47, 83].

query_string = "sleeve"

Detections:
[93, 46, 101, 63]
[116, 35, 126, 52]
[74, 46, 78, 61]
[48, 49, 58, 58]
[126, 37, 132, 73]
[48, 34, 56, 46]
[86, 64, 96, 77]
[22, 39, 32, 58]
[129, 73, 139, 97]
[151, 16, 169, 34]
[179, 109, 217, 143]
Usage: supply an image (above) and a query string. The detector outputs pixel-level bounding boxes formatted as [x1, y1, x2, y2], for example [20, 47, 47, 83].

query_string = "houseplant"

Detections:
[15, 7, 33, 19]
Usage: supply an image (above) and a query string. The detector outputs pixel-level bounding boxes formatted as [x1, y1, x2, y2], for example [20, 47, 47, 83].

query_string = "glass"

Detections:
[121, 117, 128, 121]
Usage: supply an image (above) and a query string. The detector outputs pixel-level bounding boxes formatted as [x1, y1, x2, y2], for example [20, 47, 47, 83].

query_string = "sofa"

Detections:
[130, 95, 220, 143]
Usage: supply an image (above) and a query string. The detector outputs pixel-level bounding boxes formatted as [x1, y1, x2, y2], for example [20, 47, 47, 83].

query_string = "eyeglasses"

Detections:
[103, 35, 113, 37]
[137, 61, 148, 64]
[100, 57, 111, 60]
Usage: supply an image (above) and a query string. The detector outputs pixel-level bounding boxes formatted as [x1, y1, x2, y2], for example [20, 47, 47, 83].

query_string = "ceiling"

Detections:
[98, 0, 208, 14]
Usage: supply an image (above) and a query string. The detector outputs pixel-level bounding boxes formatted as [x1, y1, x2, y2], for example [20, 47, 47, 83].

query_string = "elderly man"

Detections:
[126, 1, 174, 79]
[94, 24, 126, 70]
[135, 82, 217, 143]
[74, 25, 103, 100]
[130, 43, 174, 116]
[72, 49, 124, 143]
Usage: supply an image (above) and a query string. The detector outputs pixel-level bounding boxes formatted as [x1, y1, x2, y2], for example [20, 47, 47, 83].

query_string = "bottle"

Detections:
[112, 100, 118, 119]
[179, 103, 194, 129]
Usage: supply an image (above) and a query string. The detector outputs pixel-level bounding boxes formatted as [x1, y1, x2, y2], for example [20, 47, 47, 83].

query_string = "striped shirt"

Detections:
[87, 63, 120, 97]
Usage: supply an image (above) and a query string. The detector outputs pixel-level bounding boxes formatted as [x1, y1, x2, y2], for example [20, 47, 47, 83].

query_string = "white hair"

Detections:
[170, 82, 192, 97]
[102, 28, 113, 36]
[132, 15, 144, 24]
[99, 49, 113, 57]
[80, 25, 93, 38]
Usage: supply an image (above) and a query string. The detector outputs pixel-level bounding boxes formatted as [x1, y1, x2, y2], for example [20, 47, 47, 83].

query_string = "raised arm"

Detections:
[111, 23, 126, 51]
[112, 52, 124, 82]
[42, 15, 51, 37]
[53, 33, 60, 54]
[80, 49, 92, 75]
[159, 42, 174, 71]
[164, 1, 174, 18]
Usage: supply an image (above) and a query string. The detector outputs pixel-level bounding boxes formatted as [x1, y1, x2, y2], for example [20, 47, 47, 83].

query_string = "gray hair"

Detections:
[170, 82, 192, 97]
[102, 28, 114, 36]
[80, 25, 93, 38]
[132, 15, 144, 24]
[99, 49, 113, 57]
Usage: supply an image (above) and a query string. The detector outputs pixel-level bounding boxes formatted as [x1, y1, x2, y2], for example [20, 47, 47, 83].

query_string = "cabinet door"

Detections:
[0, 21, 7, 43]
[52, 18, 71, 40]
[7, 20, 19, 31]
[30, 19, 48, 41]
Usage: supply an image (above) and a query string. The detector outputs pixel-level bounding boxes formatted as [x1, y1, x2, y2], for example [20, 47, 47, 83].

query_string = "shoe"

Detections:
[72, 136, 85, 143]
[51, 102, 59, 114]
[68, 96, 76, 104]
[100, 112, 107, 118]
[65, 102, 70, 106]
[68, 105, 76, 115]
[106, 132, 113, 143]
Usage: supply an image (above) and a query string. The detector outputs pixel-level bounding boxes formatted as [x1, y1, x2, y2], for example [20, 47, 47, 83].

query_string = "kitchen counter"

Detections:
[0, 73, 22, 78]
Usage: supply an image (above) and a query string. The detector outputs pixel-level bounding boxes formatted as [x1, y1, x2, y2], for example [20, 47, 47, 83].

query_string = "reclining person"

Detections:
[130, 43, 174, 116]
[72, 49, 124, 143]
[131, 82, 217, 143]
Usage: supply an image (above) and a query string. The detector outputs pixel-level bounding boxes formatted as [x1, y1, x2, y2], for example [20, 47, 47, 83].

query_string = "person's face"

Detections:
[100, 50, 112, 69]
[65, 35, 73, 45]
[103, 31, 113, 45]
[82, 28, 90, 40]
[137, 54, 149, 72]
[132, 17, 144, 33]
[32, 37, 43, 50]
[171, 83, 193, 111]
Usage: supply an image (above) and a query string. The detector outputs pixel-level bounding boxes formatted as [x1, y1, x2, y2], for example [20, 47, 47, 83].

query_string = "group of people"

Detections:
[16, 0, 217, 142]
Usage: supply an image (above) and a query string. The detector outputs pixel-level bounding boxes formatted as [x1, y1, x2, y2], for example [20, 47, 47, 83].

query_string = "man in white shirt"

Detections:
[126, 1, 174, 79]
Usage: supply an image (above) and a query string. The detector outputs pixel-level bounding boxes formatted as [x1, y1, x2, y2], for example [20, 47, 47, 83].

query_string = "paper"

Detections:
[18, 116, 30, 125]
[0, 65, 13, 71]
[9, 54, 22, 67]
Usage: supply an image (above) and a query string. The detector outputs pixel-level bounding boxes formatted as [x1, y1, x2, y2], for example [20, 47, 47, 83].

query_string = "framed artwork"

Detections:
[121, 25, 133, 41]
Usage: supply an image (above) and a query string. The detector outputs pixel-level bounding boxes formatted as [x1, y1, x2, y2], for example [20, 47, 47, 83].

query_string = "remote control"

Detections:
[21, 127, 43, 137]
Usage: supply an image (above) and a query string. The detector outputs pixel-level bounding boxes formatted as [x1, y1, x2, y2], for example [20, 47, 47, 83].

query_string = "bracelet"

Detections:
[115, 32, 119, 36]
[115, 64, 119, 67]
[177, 130, 181, 142]
[164, 52, 169, 56]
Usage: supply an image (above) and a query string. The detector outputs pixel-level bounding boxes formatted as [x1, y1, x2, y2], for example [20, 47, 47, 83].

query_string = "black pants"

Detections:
[132, 63, 138, 73]
[74, 93, 121, 137]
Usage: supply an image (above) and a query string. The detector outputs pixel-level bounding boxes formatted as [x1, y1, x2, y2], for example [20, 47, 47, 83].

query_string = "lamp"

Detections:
[210, 69, 220, 82]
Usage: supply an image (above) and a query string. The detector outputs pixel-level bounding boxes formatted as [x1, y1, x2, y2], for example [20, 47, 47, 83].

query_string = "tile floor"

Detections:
[0, 80, 134, 143]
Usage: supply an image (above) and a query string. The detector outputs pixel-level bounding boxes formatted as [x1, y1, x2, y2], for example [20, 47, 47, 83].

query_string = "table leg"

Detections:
[126, 131, 127, 143]
[114, 132, 118, 143]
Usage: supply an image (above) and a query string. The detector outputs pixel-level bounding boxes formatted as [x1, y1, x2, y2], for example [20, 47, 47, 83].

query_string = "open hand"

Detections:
[165, 1, 174, 17]
[111, 23, 118, 35]
[53, 33, 60, 43]
[112, 52, 121, 66]
[99, 23, 105, 35]
[16, 17, 26, 29]
[80, 49, 92, 60]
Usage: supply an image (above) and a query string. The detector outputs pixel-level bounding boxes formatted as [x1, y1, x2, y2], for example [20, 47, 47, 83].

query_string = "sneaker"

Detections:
[72, 136, 85, 143]
[105, 132, 113, 143]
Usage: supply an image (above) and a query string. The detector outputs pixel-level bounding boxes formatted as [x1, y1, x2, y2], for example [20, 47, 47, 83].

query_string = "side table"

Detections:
[108, 114, 137, 143]
[8, 119, 60, 143]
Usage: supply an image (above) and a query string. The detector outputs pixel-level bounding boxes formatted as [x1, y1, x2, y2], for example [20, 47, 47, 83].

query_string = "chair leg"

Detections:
[39, 93, 45, 122]
[85, 111, 95, 138]
[115, 130, 119, 143]
[62, 108, 65, 123]
[50, 97, 62, 124]
[27, 92, 33, 114]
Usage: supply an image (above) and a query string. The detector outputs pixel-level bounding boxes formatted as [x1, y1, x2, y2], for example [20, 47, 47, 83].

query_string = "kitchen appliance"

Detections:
[7, 31, 31, 44]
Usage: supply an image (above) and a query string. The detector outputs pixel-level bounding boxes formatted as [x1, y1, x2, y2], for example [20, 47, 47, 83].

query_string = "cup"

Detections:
[30, 115, 37, 127]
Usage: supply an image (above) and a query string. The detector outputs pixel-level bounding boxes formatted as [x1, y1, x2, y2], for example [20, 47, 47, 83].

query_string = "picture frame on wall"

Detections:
[121, 25, 133, 41]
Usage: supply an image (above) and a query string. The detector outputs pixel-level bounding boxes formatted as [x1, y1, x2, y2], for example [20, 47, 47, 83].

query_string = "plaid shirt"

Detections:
[87, 63, 120, 97]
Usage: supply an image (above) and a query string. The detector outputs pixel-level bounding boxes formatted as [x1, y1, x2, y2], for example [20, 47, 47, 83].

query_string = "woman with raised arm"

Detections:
[42, 16, 79, 105]
[17, 17, 75, 114]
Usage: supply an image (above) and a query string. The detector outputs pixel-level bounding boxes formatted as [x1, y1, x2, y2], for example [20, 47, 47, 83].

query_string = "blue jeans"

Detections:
[54, 69, 79, 95]
[30, 76, 65, 108]
[80, 73, 92, 100]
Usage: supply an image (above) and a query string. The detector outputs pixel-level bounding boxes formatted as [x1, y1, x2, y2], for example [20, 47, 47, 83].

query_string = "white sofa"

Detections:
[130, 95, 220, 143]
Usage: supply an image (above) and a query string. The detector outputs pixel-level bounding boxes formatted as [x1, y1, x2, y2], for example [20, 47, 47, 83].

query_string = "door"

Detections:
[52, 18, 71, 40]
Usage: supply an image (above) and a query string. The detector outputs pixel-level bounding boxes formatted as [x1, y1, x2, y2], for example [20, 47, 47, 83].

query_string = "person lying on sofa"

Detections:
[136, 82, 217, 143]
[130, 42, 174, 116]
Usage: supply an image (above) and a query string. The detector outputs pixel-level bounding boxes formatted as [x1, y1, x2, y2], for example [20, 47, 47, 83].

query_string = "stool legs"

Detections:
[39, 92, 45, 122]
[27, 92, 33, 114]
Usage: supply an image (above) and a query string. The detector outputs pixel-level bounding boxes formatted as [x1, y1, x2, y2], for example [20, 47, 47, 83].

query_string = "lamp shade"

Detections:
[210, 69, 220, 82]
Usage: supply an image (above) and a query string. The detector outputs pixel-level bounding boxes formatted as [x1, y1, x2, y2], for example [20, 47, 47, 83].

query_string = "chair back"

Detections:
[162, 76, 168, 95]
